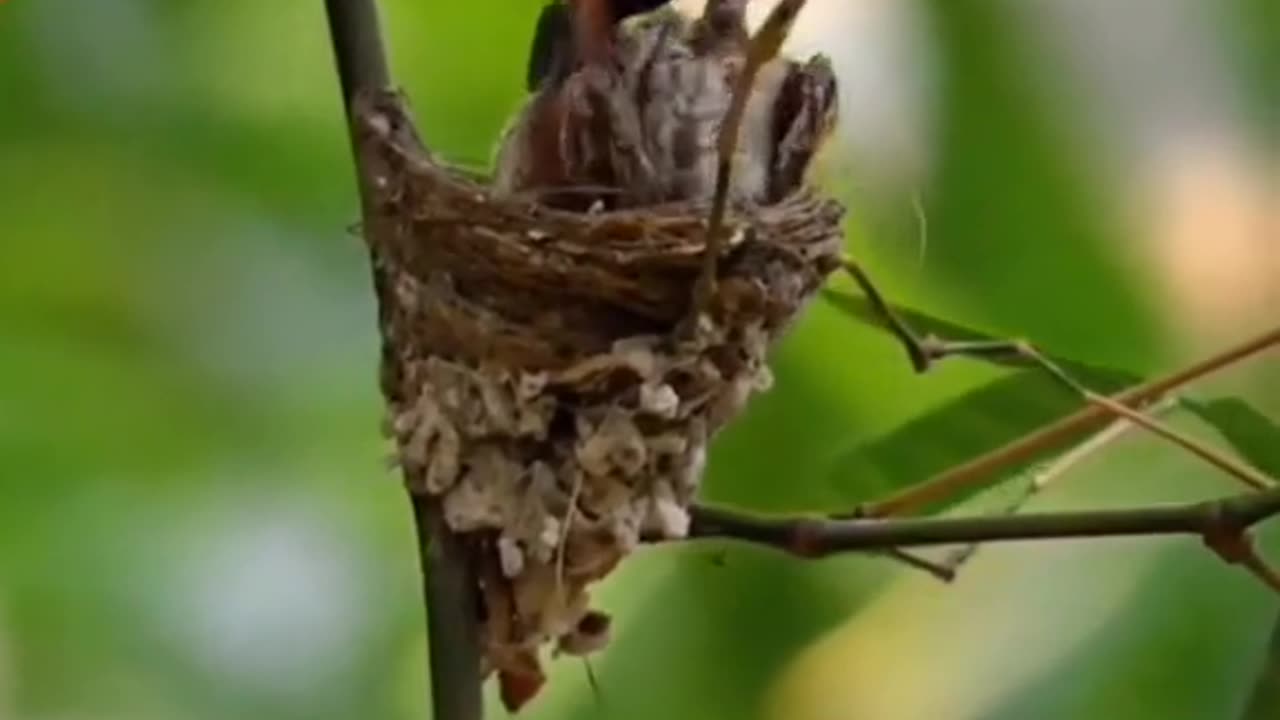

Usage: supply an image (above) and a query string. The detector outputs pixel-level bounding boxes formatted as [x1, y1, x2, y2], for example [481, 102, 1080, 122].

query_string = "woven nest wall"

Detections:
[353, 89, 843, 696]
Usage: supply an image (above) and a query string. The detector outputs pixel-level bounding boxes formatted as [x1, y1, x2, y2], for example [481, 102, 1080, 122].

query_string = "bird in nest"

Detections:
[491, 0, 838, 213]
[482, 1, 839, 711]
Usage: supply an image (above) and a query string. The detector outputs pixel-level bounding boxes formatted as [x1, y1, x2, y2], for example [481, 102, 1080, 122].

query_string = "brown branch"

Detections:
[670, 326, 1280, 588]
[679, 488, 1280, 591]
[323, 3, 484, 720]
[410, 496, 484, 720]
[325, 0, 392, 122]
[1083, 388, 1273, 490]
[861, 326, 1280, 518]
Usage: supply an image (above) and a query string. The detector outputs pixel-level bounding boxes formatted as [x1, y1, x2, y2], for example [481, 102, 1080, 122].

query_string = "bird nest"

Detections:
[353, 89, 843, 698]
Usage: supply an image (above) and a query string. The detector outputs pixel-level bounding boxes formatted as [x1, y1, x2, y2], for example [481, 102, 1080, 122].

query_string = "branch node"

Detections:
[790, 518, 827, 558]
[1203, 524, 1253, 566]
[1202, 523, 1280, 595]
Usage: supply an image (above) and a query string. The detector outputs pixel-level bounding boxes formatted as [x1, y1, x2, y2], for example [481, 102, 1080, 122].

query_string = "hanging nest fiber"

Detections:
[354, 66, 841, 706]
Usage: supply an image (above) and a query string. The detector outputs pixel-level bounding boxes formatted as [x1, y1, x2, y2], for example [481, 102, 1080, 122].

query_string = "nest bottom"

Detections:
[355, 90, 844, 708]
[390, 322, 775, 700]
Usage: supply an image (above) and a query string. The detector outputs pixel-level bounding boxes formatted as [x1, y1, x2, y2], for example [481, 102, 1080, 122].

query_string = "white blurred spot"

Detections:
[166, 498, 370, 702]
[1018, 0, 1249, 170]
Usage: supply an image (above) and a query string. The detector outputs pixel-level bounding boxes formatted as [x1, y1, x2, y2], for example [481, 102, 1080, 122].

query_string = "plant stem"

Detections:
[323, 2, 484, 719]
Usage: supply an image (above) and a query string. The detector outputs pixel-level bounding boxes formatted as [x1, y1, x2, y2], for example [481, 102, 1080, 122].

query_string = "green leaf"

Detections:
[881, 0, 1163, 373]
[1183, 397, 1280, 479]
[1219, 0, 1280, 139]
[826, 372, 1075, 505]
[1187, 396, 1280, 720]
[825, 358, 1137, 509]
[771, 408, 1280, 720]
[1241, 616, 1280, 720]
[823, 288, 1142, 379]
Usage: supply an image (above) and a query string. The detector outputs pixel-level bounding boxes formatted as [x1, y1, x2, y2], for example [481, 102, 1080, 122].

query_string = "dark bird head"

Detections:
[525, 0, 672, 91]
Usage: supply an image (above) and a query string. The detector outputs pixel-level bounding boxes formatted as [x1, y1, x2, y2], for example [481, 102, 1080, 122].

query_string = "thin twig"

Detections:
[323, 2, 485, 719]
[860, 326, 1280, 518]
[1200, 526, 1280, 593]
[909, 192, 929, 270]
[1027, 403, 1164, 495]
[1014, 343, 1274, 491]
[555, 470, 585, 599]
[877, 548, 957, 582]
[837, 255, 1279, 515]
[1084, 389, 1273, 490]
[841, 259, 1273, 492]
[687, 0, 809, 329]
[1242, 552, 1280, 594]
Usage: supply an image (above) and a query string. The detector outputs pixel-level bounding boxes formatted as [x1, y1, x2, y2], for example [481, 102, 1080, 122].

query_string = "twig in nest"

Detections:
[688, 0, 811, 330]
[555, 469, 585, 599]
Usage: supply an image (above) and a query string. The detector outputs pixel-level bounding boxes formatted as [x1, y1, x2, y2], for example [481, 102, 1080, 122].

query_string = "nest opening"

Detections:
[354, 87, 843, 699]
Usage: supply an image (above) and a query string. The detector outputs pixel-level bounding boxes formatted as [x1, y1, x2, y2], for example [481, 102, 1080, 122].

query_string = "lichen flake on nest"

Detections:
[355, 88, 843, 697]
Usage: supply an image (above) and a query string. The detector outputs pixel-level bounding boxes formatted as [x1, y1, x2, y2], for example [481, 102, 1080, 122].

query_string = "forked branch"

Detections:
[673, 325, 1280, 591]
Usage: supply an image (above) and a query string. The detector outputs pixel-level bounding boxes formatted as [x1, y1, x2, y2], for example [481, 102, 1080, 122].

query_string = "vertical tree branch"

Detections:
[411, 494, 485, 720]
[325, 0, 391, 122]
[323, 2, 484, 719]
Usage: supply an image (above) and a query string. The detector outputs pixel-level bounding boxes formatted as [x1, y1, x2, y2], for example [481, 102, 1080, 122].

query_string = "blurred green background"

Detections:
[0, 1, 1275, 719]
